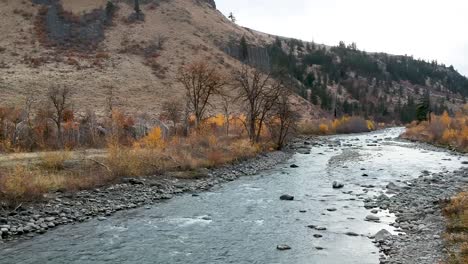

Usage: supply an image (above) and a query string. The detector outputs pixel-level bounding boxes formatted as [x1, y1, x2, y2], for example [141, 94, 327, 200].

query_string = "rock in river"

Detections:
[280, 194, 294, 201]
[374, 229, 392, 242]
[345, 232, 359, 237]
[277, 244, 291, 250]
[332, 181, 344, 189]
[365, 215, 380, 222]
[290, 164, 299, 168]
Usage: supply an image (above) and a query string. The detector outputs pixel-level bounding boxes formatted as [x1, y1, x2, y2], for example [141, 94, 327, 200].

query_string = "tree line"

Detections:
[0, 61, 299, 153]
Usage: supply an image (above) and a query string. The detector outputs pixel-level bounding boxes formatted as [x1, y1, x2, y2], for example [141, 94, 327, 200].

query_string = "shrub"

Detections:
[443, 192, 468, 264]
[38, 151, 72, 171]
[402, 109, 468, 152]
[319, 124, 329, 134]
[299, 116, 375, 135]
[136, 127, 165, 149]
[0, 166, 51, 206]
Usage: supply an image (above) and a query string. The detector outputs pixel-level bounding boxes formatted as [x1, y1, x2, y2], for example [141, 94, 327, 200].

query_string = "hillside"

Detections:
[0, 0, 467, 124]
[259, 38, 468, 123]
[0, 0, 321, 120]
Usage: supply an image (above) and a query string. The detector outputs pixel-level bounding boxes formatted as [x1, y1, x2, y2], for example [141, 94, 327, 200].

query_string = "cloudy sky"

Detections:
[216, 0, 468, 77]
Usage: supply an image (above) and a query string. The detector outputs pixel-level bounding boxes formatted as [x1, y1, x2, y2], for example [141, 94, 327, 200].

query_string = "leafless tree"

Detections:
[268, 91, 299, 149]
[47, 86, 72, 148]
[105, 85, 117, 118]
[221, 94, 235, 136]
[177, 61, 227, 128]
[235, 65, 284, 143]
[161, 99, 183, 135]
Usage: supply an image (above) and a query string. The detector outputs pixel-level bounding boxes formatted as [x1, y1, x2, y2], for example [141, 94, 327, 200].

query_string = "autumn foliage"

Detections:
[402, 107, 468, 152]
[299, 116, 376, 135]
[443, 192, 468, 264]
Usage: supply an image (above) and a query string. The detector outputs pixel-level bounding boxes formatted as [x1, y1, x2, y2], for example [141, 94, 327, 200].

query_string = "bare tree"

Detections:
[105, 85, 116, 118]
[47, 86, 72, 148]
[221, 94, 234, 136]
[161, 99, 183, 135]
[235, 66, 283, 143]
[268, 91, 299, 149]
[177, 61, 227, 128]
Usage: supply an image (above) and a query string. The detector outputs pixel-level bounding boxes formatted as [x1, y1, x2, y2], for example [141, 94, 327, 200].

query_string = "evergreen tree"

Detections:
[106, 1, 116, 17]
[228, 12, 236, 23]
[134, 0, 141, 14]
[240, 36, 249, 62]
[416, 90, 431, 122]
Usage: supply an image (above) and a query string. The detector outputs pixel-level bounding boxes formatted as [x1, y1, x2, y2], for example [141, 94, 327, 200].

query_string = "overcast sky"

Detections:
[216, 0, 468, 77]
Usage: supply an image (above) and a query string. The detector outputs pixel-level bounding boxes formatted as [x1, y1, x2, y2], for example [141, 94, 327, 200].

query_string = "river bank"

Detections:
[367, 167, 468, 263]
[0, 146, 299, 243]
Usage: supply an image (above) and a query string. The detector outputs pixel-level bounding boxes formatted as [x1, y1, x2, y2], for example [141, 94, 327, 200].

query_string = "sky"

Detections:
[216, 0, 468, 77]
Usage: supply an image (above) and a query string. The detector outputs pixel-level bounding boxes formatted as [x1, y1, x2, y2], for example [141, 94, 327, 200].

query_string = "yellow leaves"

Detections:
[441, 111, 451, 127]
[300, 116, 376, 135]
[319, 124, 329, 134]
[403, 110, 468, 152]
[136, 127, 165, 149]
[205, 114, 225, 127]
[442, 129, 458, 144]
[367, 120, 375, 131]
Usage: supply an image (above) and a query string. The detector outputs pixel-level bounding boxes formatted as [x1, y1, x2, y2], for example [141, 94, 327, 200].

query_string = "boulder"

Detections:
[280, 194, 294, 201]
[276, 244, 291, 250]
[365, 215, 380, 222]
[375, 229, 392, 242]
[332, 181, 344, 189]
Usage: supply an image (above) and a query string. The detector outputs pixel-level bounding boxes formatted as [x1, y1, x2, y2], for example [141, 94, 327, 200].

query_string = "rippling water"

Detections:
[1, 128, 467, 264]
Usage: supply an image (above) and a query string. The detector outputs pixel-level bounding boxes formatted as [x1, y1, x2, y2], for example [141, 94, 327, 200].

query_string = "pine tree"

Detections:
[134, 0, 141, 14]
[228, 12, 236, 23]
[416, 90, 431, 122]
[240, 36, 248, 62]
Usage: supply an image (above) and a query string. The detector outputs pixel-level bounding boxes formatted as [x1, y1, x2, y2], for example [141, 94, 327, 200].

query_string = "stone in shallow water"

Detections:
[277, 244, 291, 250]
[332, 181, 344, 189]
[313, 234, 323, 238]
[374, 229, 392, 242]
[365, 215, 380, 221]
[345, 232, 359, 236]
[290, 164, 299, 168]
[280, 194, 294, 201]
[326, 208, 337, 212]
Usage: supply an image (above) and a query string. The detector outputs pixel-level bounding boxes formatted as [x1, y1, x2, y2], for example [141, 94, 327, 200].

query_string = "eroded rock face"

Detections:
[204, 0, 216, 8]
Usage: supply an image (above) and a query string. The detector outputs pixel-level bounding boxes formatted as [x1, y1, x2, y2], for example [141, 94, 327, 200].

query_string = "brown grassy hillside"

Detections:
[0, 0, 323, 120]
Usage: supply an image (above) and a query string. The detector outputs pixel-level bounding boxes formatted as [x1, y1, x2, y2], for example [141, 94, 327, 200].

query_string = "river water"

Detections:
[1, 128, 467, 264]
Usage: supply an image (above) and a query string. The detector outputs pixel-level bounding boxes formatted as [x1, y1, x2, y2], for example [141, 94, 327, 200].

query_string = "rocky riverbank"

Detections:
[366, 167, 468, 264]
[0, 148, 297, 243]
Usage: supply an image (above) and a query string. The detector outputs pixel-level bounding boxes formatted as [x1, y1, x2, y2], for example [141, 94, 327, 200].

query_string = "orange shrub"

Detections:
[300, 116, 375, 135]
[136, 127, 165, 149]
[402, 107, 468, 152]
[319, 124, 329, 134]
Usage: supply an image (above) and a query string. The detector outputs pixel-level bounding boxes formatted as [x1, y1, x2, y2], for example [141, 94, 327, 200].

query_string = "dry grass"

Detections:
[38, 151, 72, 171]
[0, 115, 269, 208]
[299, 116, 376, 135]
[443, 192, 468, 264]
[0, 161, 113, 208]
[402, 110, 468, 152]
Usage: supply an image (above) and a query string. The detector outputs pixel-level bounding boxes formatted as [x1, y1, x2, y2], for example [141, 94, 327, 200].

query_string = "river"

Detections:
[1, 128, 467, 264]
